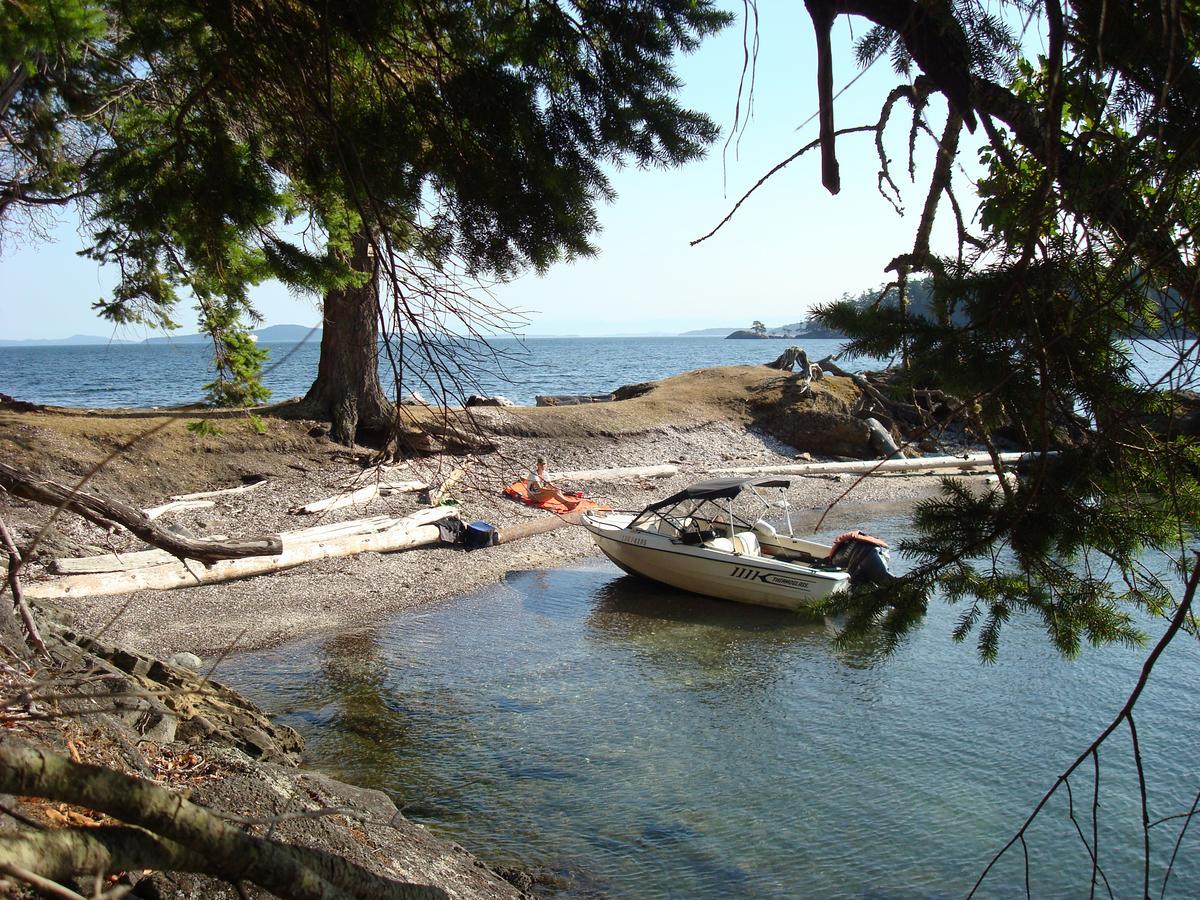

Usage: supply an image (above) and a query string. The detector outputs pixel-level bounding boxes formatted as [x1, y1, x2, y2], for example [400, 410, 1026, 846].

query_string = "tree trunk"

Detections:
[303, 228, 395, 446]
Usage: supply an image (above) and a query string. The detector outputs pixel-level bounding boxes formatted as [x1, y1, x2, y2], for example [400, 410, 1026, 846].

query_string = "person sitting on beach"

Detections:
[527, 456, 580, 510]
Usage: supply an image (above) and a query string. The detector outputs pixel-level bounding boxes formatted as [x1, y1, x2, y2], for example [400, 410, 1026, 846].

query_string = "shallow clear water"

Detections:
[221, 520, 1200, 898]
[0, 336, 853, 408]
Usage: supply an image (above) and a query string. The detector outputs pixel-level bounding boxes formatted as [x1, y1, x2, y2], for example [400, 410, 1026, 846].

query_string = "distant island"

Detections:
[141, 323, 323, 344]
[0, 334, 138, 348]
[1, 324, 324, 347]
[724, 320, 846, 340]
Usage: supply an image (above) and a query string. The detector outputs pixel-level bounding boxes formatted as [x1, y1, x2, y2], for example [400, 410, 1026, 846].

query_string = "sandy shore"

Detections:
[20, 422, 980, 660]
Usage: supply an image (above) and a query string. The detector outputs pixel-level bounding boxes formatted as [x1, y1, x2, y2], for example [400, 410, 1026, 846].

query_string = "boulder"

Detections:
[465, 395, 515, 407]
[749, 375, 875, 458]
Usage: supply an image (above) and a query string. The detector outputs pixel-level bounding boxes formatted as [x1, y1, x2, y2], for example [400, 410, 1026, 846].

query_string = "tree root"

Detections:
[0, 737, 446, 900]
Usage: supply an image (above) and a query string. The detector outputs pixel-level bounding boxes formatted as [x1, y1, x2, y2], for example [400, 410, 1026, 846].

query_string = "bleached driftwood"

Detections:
[496, 509, 584, 544]
[170, 481, 266, 501]
[707, 452, 1056, 477]
[292, 481, 428, 515]
[52, 536, 231, 574]
[552, 464, 678, 482]
[0, 461, 281, 563]
[425, 457, 476, 507]
[863, 417, 902, 459]
[25, 508, 457, 599]
[52, 514, 430, 575]
[141, 500, 216, 520]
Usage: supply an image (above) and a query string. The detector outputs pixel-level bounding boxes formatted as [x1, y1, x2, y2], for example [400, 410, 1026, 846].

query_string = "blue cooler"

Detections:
[464, 520, 499, 549]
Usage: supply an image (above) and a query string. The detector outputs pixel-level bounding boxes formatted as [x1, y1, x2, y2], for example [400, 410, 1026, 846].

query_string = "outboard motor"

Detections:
[830, 531, 895, 587]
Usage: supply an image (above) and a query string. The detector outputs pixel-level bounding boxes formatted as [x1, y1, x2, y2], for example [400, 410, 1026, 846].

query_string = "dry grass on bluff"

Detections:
[0, 366, 868, 503]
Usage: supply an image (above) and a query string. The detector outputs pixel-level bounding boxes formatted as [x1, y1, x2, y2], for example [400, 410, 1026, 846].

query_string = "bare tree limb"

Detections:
[968, 551, 1200, 897]
[0, 462, 281, 564]
[0, 515, 46, 654]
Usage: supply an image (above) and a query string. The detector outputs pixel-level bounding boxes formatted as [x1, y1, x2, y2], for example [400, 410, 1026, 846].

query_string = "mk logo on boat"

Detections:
[729, 567, 811, 590]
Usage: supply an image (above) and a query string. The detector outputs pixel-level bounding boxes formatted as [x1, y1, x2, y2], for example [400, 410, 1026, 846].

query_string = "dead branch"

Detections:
[0, 515, 46, 655]
[0, 462, 281, 564]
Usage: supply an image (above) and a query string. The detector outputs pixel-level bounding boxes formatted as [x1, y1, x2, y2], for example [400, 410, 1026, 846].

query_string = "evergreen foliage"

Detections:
[801, 1, 1200, 660]
[2, 0, 731, 406]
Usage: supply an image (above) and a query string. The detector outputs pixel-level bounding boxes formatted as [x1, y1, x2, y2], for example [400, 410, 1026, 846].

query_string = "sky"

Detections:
[2, 3, 989, 341]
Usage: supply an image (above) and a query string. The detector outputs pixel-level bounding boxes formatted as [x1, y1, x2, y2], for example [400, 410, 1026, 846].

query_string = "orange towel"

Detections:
[503, 479, 609, 514]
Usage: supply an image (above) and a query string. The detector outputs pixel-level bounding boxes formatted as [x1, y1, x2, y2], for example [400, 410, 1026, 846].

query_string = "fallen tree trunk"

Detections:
[707, 452, 1056, 477]
[52, 539, 230, 575]
[534, 393, 614, 406]
[553, 464, 678, 482]
[496, 509, 583, 544]
[24, 508, 457, 599]
[0, 462, 281, 564]
[0, 738, 446, 900]
[53, 514, 418, 575]
[0, 516, 45, 655]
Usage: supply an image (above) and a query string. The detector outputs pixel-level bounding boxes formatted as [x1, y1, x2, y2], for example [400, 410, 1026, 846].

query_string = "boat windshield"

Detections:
[628, 479, 793, 542]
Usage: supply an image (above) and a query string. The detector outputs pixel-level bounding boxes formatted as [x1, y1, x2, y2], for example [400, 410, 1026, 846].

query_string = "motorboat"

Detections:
[581, 477, 893, 611]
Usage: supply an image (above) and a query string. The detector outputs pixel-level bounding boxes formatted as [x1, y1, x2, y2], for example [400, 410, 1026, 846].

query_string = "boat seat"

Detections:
[704, 536, 735, 553]
[732, 531, 761, 557]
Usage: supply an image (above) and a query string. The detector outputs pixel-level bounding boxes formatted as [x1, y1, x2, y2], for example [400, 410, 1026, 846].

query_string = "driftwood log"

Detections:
[51, 515, 423, 575]
[767, 346, 811, 372]
[707, 452, 1055, 477]
[24, 508, 458, 599]
[0, 462, 281, 564]
[292, 481, 428, 515]
[864, 416, 902, 458]
[0, 516, 45, 654]
[534, 393, 614, 406]
[142, 499, 216, 520]
[553, 464, 678, 482]
[424, 456, 476, 507]
[170, 480, 267, 501]
[497, 509, 584, 544]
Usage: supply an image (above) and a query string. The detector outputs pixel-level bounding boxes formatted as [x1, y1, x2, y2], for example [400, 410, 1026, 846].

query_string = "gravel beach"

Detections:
[15, 421, 982, 659]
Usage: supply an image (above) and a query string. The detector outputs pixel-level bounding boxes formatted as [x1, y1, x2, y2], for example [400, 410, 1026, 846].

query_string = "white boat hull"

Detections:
[583, 513, 849, 611]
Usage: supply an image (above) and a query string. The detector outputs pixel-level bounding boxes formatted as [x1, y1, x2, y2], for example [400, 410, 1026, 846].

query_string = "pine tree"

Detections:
[2, 0, 731, 438]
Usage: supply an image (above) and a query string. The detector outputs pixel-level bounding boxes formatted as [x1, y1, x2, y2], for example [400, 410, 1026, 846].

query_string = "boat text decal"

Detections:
[729, 567, 812, 590]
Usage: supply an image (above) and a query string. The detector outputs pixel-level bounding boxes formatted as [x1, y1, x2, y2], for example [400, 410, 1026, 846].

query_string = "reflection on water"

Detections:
[223, 550, 1200, 898]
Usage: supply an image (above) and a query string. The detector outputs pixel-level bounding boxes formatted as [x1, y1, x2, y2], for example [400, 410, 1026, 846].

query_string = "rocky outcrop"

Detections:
[5, 621, 523, 898]
[139, 749, 521, 899]
[45, 623, 303, 763]
[725, 330, 771, 340]
[749, 374, 877, 458]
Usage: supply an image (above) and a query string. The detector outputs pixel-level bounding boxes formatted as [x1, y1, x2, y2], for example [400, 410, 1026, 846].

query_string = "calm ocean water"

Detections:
[222, 520, 1200, 898]
[3, 336, 1193, 409]
[0, 337, 854, 408]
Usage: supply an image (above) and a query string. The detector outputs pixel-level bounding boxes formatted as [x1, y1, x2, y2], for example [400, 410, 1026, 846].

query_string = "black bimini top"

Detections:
[640, 477, 791, 513]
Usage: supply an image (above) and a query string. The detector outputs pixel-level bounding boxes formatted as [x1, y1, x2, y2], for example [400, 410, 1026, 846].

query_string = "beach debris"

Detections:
[534, 393, 614, 406]
[170, 479, 267, 502]
[864, 417, 902, 459]
[25, 507, 460, 600]
[704, 452, 1056, 478]
[496, 509, 584, 544]
[423, 456, 476, 507]
[552, 464, 678, 483]
[142, 499, 216, 520]
[0, 461, 281, 564]
[292, 480, 429, 515]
